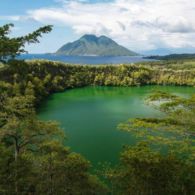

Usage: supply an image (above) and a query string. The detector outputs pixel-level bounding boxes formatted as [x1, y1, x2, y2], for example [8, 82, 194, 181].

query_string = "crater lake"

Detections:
[38, 86, 195, 167]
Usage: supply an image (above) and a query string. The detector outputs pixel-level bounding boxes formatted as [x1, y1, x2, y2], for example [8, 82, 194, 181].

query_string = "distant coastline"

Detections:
[18, 54, 157, 65]
[145, 53, 195, 60]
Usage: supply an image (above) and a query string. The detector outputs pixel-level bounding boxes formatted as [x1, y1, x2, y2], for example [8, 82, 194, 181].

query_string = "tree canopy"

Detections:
[0, 23, 52, 62]
[1, 23, 195, 194]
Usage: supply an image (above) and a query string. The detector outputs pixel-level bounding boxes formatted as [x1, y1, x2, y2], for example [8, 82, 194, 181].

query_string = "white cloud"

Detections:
[2, 0, 195, 51]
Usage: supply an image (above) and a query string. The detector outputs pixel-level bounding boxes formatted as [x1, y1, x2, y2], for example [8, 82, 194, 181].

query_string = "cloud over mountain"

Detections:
[2, 0, 195, 52]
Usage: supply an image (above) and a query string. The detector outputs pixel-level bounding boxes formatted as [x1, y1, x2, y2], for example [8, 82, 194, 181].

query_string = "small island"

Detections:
[0, 8, 195, 194]
[55, 34, 138, 56]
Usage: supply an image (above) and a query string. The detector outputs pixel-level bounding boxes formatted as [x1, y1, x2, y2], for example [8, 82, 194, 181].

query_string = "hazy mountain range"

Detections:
[141, 47, 195, 56]
[56, 34, 138, 56]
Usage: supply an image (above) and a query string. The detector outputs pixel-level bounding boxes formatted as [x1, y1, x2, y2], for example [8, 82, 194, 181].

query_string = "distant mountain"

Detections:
[141, 48, 172, 56]
[56, 34, 138, 56]
[141, 47, 195, 56]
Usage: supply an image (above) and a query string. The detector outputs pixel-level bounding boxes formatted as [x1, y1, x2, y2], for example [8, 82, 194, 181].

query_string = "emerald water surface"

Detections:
[38, 86, 194, 166]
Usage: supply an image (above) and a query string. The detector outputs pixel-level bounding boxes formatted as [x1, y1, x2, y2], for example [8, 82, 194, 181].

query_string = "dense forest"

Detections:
[146, 54, 195, 60]
[0, 24, 195, 194]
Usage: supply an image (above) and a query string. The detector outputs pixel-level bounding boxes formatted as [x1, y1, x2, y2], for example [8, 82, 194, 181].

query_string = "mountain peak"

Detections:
[56, 34, 138, 56]
[80, 34, 98, 41]
[81, 34, 97, 38]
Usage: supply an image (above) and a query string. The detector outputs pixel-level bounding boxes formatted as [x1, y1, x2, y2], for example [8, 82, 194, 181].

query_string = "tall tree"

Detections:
[106, 143, 195, 195]
[115, 91, 195, 194]
[0, 23, 52, 62]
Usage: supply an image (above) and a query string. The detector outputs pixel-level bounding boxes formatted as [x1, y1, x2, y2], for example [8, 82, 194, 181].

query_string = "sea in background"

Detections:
[19, 54, 156, 65]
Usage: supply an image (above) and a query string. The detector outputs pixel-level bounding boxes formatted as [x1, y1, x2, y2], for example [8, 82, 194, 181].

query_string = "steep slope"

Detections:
[56, 34, 138, 56]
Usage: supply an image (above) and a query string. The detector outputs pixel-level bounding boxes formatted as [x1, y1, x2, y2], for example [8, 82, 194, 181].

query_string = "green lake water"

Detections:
[38, 86, 195, 167]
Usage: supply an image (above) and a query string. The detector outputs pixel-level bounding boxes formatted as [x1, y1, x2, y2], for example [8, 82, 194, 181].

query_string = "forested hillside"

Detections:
[1, 23, 195, 194]
[1, 59, 195, 194]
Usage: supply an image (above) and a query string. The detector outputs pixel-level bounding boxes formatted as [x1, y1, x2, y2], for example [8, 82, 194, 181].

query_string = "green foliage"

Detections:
[147, 53, 195, 61]
[0, 23, 110, 194]
[0, 23, 52, 62]
[98, 85, 194, 195]
[1, 32, 195, 194]
[0, 63, 108, 194]
[0, 97, 107, 194]
[119, 91, 195, 151]
[106, 143, 195, 195]
[116, 90, 195, 194]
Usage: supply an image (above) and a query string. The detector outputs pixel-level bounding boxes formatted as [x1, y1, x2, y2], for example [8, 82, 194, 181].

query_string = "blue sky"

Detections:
[1, 0, 195, 54]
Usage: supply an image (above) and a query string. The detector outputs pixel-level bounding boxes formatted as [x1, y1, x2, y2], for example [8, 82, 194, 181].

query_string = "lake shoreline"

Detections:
[38, 85, 195, 167]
